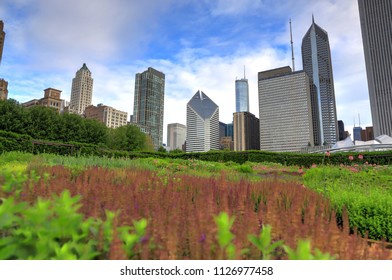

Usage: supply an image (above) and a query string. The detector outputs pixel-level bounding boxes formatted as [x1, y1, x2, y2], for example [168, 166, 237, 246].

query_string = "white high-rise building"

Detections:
[258, 66, 315, 152]
[69, 63, 93, 115]
[358, 0, 392, 137]
[186, 90, 219, 152]
[167, 123, 186, 151]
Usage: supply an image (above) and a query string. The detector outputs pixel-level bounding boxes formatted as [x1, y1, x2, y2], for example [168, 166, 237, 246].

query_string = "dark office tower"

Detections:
[0, 20, 5, 65]
[358, 0, 392, 137]
[338, 120, 345, 141]
[302, 17, 338, 145]
[133, 67, 165, 150]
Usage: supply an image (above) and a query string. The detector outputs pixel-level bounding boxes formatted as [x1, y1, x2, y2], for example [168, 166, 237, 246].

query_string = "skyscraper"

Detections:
[0, 79, 8, 100]
[358, 0, 392, 137]
[235, 76, 249, 112]
[302, 17, 338, 145]
[0, 20, 5, 65]
[233, 111, 260, 151]
[69, 63, 93, 115]
[167, 123, 186, 151]
[133, 67, 165, 149]
[258, 66, 315, 152]
[186, 90, 219, 152]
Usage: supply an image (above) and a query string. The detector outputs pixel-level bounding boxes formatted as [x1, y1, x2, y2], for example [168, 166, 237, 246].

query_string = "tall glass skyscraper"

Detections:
[302, 17, 338, 145]
[358, 0, 392, 137]
[235, 78, 249, 112]
[133, 67, 165, 150]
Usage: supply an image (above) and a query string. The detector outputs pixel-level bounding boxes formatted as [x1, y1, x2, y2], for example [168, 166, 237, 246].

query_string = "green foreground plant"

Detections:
[0, 190, 147, 260]
[215, 212, 335, 260]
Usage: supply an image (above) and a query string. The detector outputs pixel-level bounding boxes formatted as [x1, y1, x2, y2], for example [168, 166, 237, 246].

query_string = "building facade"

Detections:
[167, 123, 186, 151]
[69, 63, 93, 115]
[0, 78, 8, 100]
[186, 90, 219, 152]
[235, 78, 249, 112]
[133, 67, 165, 149]
[0, 20, 5, 65]
[84, 104, 128, 128]
[233, 111, 260, 151]
[358, 0, 392, 137]
[302, 17, 338, 145]
[258, 66, 315, 152]
[22, 88, 64, 112]
[338, 120, 345, 141]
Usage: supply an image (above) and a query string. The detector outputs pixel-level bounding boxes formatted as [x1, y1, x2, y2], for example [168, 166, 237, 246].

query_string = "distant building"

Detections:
[186, 90, 219, 152]
[0, 20, 5, 65]
[226, 123, 233, 140]
[84, 104, 128, 128]
[358, 0, 392, 137]
[0, 78, 8, 100]
[359, 126, 374, 142]
[302, 17, 338, 145]
[353, 126, 363, 141]
[338, 120, 345, 140]
[69, 63, 93, 115]
[133, 67, 165, 149]
[233, 111, 260, 151]
[220, 136, 234, 150]
[258, 66, 315, 152]
[219, 122, 227, 140]
[235, 77, 249, 112]
[22, 88, 64, 112]
[167, 123, 186, 151]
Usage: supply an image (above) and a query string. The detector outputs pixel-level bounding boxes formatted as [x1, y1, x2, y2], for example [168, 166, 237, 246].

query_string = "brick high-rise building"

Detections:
[233, 111, 260, 151]
[0, 78, 8, 100]
[69, 63, 93, 115]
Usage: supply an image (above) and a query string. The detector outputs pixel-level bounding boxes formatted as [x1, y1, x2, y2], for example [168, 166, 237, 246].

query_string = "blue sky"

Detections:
[0, 0, 371, 144]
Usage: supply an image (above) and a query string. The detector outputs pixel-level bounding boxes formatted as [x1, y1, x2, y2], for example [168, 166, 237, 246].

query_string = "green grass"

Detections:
[303, 165, 392, 241]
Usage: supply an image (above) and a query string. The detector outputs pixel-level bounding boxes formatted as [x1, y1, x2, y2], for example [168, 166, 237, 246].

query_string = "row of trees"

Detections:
[0, 99, 152, 151]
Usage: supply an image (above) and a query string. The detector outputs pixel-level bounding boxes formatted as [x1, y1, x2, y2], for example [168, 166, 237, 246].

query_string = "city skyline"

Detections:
[0, 1, 375, 142]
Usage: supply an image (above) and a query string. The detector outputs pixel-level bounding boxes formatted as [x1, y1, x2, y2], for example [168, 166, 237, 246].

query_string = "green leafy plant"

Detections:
[0, 190, 115, 260]
[118, 218, 148, 259]
[247, 225, 283, 260]
[283, 240, 335, 260]
[214, 212, 236, 259]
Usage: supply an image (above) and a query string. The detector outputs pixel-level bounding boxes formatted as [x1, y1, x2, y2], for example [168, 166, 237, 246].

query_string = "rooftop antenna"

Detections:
[290, 18, 295, 71]
[244, 65, 246, 79]
[358, 113, 361, 127]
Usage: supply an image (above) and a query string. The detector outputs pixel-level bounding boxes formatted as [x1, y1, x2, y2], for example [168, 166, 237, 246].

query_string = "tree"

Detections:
[107, 124, 148, 151]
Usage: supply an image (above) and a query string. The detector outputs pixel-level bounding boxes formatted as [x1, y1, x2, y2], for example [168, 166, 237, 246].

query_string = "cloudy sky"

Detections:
[0, 0, 371, 144]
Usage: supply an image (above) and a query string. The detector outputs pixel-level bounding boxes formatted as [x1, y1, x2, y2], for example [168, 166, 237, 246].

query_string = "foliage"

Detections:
[247, 225, 284, 260]
[118, 218, 148, 259]
[214, 212, 236, 259]
[303, 165, 392, 241]
[107, 124, 150, 152]
[283, 240, 335, 260]
[0, 190, 115, 259]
